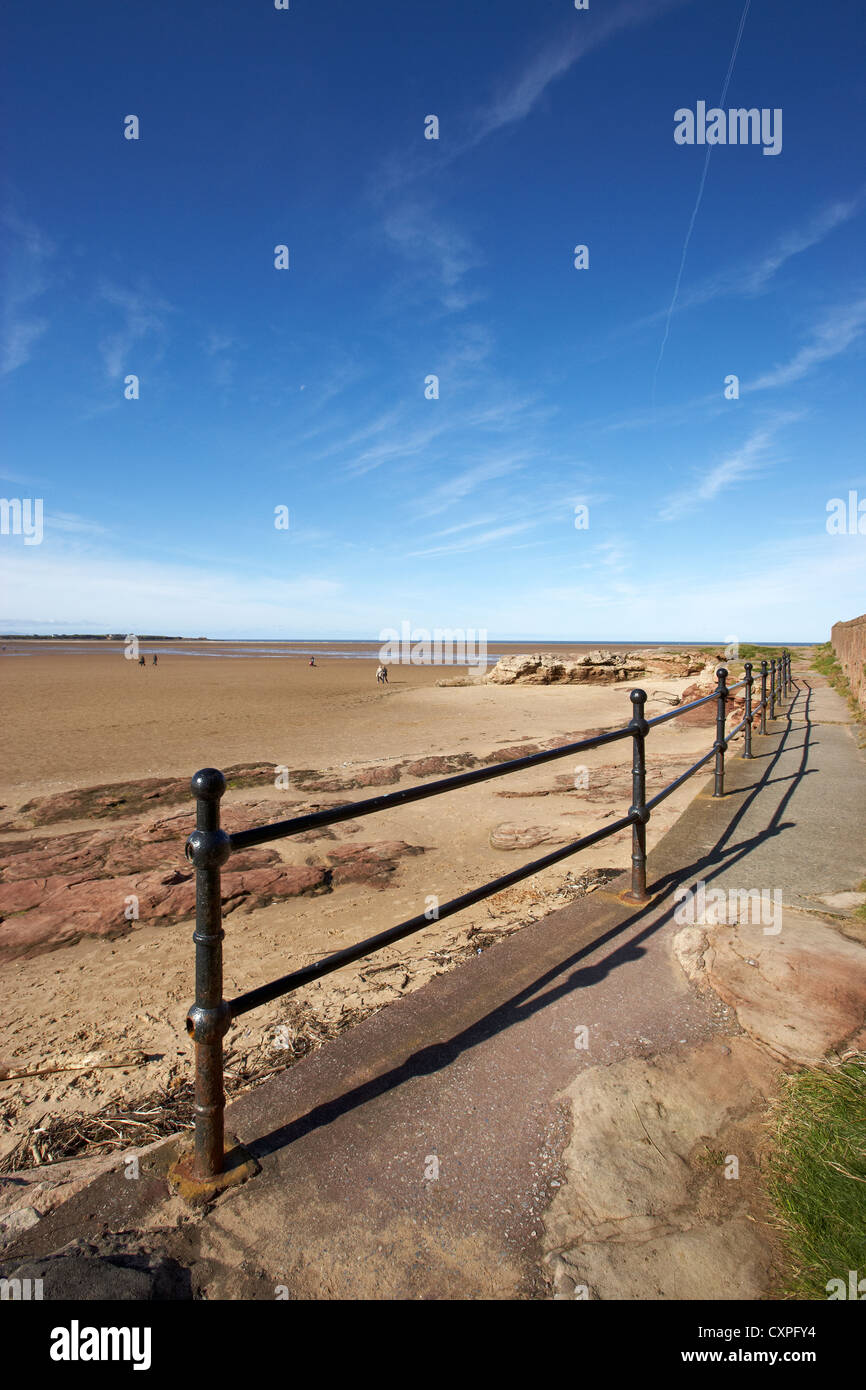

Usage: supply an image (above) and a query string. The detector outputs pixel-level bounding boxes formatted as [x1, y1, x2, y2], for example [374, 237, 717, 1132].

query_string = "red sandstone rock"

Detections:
[0, 876, 74, 913]
[675, 676, 719, 726]
[675, 916, 866, 1065]
[10, 763, 275, 830]
[0, 821, 280, 888]
[0, 841, 325, 965]
[220, 864, 328, 914]
[318, 841, 425, 888]
[403, 755, 478, 777]
[291, 765, 403, 792]
[480, 744, 542, 764]
[355, 766, 404, 786]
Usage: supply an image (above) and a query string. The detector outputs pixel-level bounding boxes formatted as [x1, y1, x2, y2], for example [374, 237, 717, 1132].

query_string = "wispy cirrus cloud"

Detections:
[376, 0, 685, 195]
[658, 414, 800, 522]
[316, 385, 544, 483]
[45, 511, 106, 536]
[1, 209, 54, 375]
[98, 283, 172, 381]
[404, 520, 535, 558]
[381, 201, 484, 313]
[203, 330, 235, 356]
[746, 295, 866, 393]
[622, 192, 865, 338]
[471, 0, 683, 147]
[721, 192, 864, 298]
[414, 453, 530, 519]
[375, 0, 683, 310]
[346, 415, 455, 477]
[597, 288, 866, 435]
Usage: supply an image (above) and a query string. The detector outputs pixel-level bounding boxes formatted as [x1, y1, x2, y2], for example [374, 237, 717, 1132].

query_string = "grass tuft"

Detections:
[764, 1056, 866, 1299]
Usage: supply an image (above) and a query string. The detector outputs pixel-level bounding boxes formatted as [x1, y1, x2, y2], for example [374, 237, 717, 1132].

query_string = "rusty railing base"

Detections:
[167, 1134, 260, 1206]
[618, 889, 652, 906]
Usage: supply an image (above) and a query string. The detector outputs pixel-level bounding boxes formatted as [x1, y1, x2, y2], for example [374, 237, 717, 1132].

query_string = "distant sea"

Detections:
[2, 638, 813, 664]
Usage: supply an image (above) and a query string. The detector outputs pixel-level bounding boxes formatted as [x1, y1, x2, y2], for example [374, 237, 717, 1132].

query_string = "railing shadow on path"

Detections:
[242, 676, 814, 1168]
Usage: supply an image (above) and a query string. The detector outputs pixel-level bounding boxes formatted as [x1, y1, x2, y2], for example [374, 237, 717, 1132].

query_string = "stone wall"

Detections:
[831, 613, 866, 709]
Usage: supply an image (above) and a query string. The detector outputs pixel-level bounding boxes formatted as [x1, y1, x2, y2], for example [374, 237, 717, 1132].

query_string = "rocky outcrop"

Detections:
[674, 665, 763, 735]
[483, 649, 706, 686]
[0, 792, 426, 963]
[480, 744, 542, 763]
[403, 754, 478, 777]
[484, 652, 644, 685]
[631, 650, 707, 677]
[674, 664, 724, 726]
[4, 763, 275, 831]
[0, 859, 331, 966]
[318, 842, 425, 888]
[291, 765, 403, 793]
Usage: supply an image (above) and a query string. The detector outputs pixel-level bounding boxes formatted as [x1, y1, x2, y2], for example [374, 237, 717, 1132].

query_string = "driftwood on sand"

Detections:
[0, 1050, 148, 1081]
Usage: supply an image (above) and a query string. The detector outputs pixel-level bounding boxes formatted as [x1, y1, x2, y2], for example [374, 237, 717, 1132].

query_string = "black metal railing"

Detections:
[183, 651, 793, 1181]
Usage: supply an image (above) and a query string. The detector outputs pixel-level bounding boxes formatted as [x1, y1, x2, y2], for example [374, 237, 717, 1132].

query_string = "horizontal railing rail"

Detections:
[226, 724, 635, 852]
[182, 652, 793, 1182]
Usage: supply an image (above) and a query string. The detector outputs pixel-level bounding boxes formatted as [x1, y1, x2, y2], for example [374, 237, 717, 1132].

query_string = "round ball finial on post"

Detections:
[187, 768, 230, 866]
[191, 768, 226, 802]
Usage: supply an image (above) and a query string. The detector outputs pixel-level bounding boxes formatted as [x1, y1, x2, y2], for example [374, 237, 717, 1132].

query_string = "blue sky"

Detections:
[1, 0, 864, 641]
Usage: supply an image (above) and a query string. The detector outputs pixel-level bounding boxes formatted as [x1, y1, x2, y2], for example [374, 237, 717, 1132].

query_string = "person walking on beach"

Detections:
[152, 653, 158, 666]
[138, 655, 146, 667]
[309, 657, 316, 667]
[376, 664, 388, 685]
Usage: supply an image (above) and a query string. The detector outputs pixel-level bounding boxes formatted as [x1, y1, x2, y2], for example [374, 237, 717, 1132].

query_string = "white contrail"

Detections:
[652, 0, 752, 405]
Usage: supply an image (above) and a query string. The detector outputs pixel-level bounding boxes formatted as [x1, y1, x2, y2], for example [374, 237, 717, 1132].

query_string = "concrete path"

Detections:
[3, 662, 865, 1299]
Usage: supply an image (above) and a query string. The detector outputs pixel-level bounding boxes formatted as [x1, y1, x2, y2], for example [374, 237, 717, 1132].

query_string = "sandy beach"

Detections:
[0, 641, 725, 1167]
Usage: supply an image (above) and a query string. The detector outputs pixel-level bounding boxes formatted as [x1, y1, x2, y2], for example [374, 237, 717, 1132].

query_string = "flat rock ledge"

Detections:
[543, 1038, 781, 1300]
[673, 913, 866, 1065]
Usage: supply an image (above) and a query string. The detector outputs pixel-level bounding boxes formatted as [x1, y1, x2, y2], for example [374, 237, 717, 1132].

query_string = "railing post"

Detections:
[743, 661, 753, 759]
[712, 667, 728, 797]
[785, 650, 791, 696]
[760, 660, 768, 735]
[185, 768, 232, 1180]
[770, 658, 777, 720]
[625, 688, 650, 902]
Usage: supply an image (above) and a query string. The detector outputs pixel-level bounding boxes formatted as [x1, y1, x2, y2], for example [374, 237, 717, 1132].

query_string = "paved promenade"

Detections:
[3, 661, 865, 1299]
